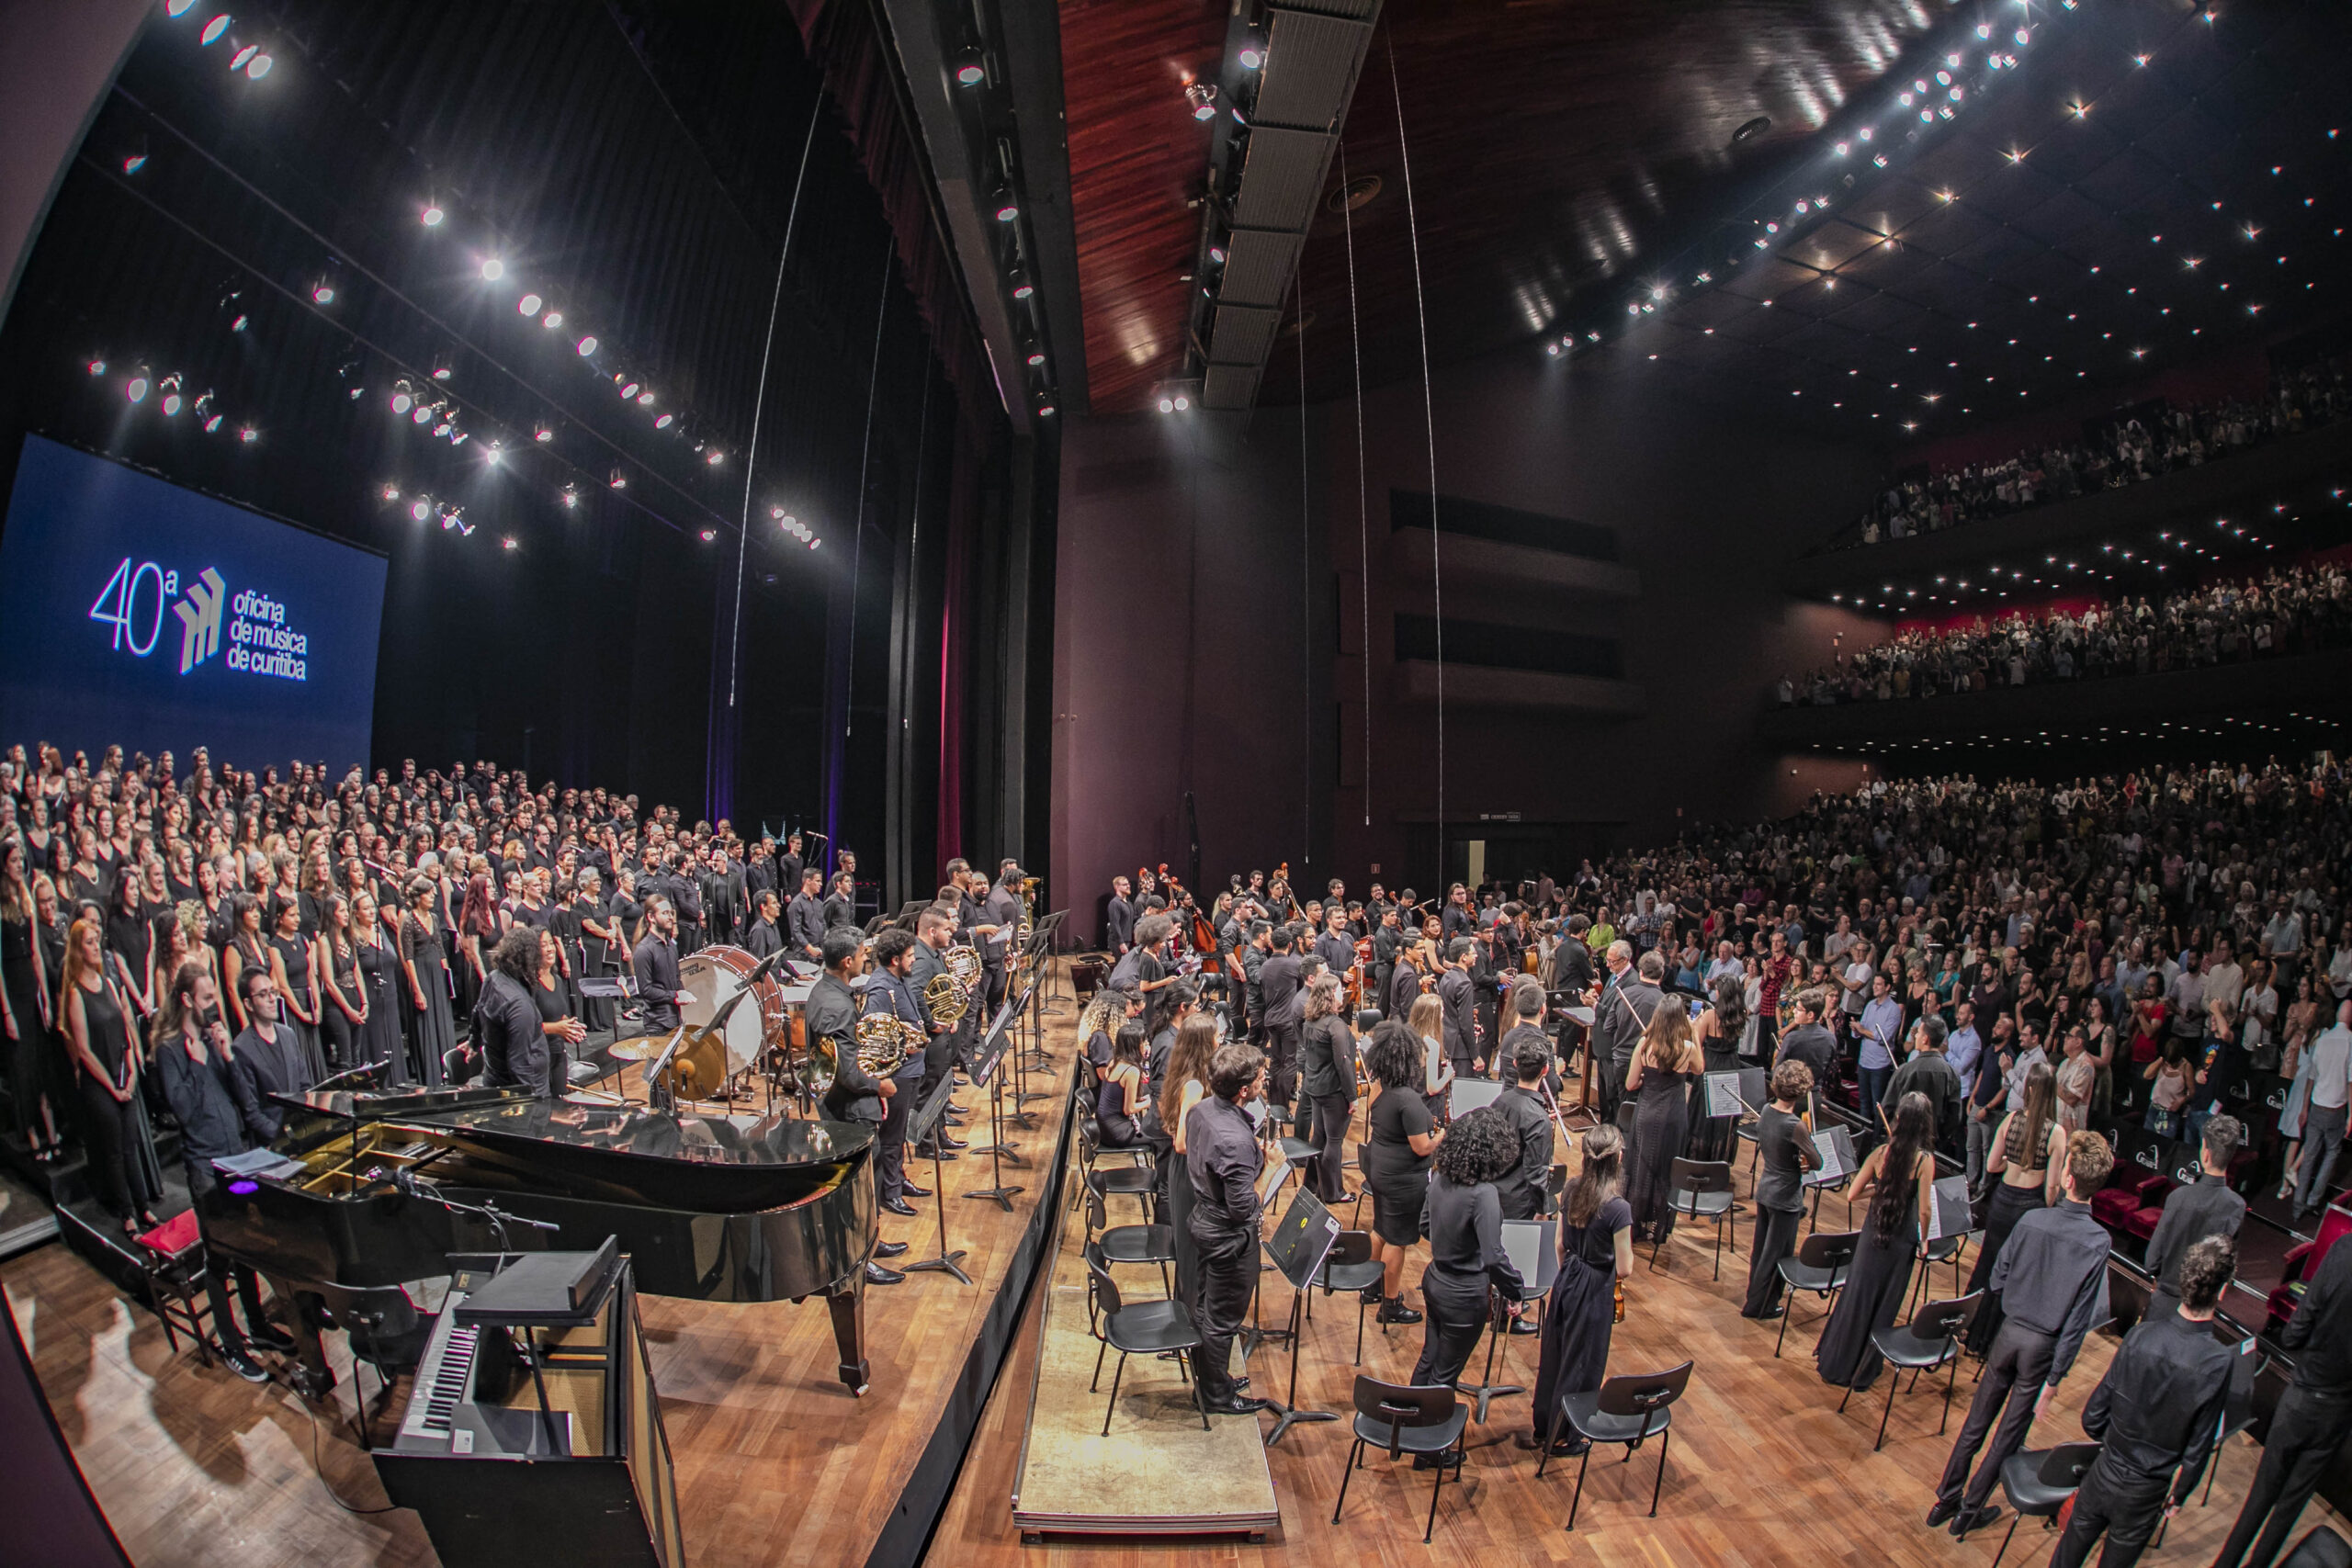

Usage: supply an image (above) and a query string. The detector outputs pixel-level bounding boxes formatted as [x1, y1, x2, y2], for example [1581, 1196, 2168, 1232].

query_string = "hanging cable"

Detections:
[1296, 262, 1312, 863]
[729, 95, 825, 708]
[842, 243, 895, 741]
[1340, 145, 1372, 829]
[1387, 34, 1443, 873]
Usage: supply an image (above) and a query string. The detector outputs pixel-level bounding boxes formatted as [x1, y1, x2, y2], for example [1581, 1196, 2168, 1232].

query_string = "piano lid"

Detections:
[413, 1099, 876, 1168]
[271, 1082, 537, 1122]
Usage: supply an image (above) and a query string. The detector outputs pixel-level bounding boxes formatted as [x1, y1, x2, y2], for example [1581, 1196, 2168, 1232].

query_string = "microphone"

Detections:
[312, 1059, 388, 1094]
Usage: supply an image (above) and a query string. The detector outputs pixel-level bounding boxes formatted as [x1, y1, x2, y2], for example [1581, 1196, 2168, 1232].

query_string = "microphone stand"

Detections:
[391, 1168, 559, 1255]
[313, 1059, 389, 1196]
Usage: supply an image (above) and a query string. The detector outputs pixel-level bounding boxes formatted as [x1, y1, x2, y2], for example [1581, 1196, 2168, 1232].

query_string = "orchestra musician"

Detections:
[910, 906, 968, 1156]
[786, 867, 826, 963]
[1371, 904, 1404, 1018]
[744, 889, 784, 962]
[630, 894, 688, 1032]
[1184, 1042, 1286, 1416]
[809, 928, 905, 1285]
[1436, 937, 1480, 1078]
[1388, 935, 1429, 1021]
[1296, 974, 1358, 1204]
[1257, 925, 1305, 1113]
[863, 928, 932, 1219]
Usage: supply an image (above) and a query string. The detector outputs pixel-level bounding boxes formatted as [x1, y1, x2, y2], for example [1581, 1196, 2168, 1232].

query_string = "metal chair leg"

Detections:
[1873, 1366, 1898, 1450]
[1566, 1442, 1592, 1530]
[1987, 1515, 2021, 1568]
[1774, 1293, 1793, 1358]
[1941, 1352, 1958, 1435]
[1536, 1396, 1566, 1480]
[1650, 1427, 1670, 1517]
[1838, 1377, 1856, 1414]
[1102, 1351, 1125, 1437]
[1331, 1437, 1363, 1524]
[1354, 1298, 1368, 1365]
[1188, 1351, 1208, 1431]
[1091, 1337, 1107, 1391]
[1424, 1449, 1446, 1543]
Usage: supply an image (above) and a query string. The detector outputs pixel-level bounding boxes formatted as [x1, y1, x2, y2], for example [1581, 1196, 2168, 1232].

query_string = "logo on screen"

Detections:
[174, 568, 227, 673]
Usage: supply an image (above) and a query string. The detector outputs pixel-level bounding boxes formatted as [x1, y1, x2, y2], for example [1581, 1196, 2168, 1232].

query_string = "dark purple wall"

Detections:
[0, 0, 147, 323]
[1051, 347, 1887, 942]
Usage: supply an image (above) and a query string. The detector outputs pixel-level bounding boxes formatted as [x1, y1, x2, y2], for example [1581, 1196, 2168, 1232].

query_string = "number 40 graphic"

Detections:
[89, 558, 181, 656]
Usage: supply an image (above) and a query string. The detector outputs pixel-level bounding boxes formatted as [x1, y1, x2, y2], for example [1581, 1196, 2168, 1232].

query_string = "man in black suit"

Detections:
[910, 905, 968, 1150]
[2216, 1200, 2352, 1568]
[1493, 1029, 1556, 1227]
[786, 866, 827, 962]
[1257, 925, 1305, 1112]
[1589, 943, 1661, 1125]
[2143, 1114, 2246, 1320]
[777, 834, 805, 904]
[632, 895, 689, 1032]
[808, 930, 903, 1285]
[1436, 937, 1481, 1077]
[229, 967, 317, 1142]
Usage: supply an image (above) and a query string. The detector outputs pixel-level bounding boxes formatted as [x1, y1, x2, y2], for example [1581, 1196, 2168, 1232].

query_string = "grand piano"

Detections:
[199, 1083, 879, 1395]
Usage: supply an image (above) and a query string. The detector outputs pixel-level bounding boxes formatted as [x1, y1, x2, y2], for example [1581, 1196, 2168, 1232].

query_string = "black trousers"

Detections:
[77, 1074, 144, 1219]
[2049, 1461, 2171, 1568]
[1308, 1092, 1351, 1202]
[2215, 1383, 2352, 1568]
[875, 1064, 922, 1202]
[1411, 1272, 1487, 1393]
[1264, 1021, 1300, 1109]
[1742, 1205, 1804, 1316]
[1188, 1217, 1257, 1403]
[1936, 1321, 2058, 1509]
[1598, 1055, 1626, 1125]
[185, 1162, 268, 1354]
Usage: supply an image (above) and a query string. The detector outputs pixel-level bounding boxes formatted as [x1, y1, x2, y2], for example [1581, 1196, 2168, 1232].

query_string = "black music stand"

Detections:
[1032, 911, 1070, 1021]
[962, 1002, 1024, 1213]
[1258, 1189, 1343, 1447]
[902, 1067, 971, 1284]
[1005, 976, 1043, 1125]
[1454, 1218, 1559, 1425]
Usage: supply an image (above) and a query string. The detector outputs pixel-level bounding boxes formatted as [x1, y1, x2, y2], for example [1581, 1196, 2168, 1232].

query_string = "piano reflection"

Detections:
[199, 1082, 880, 1396]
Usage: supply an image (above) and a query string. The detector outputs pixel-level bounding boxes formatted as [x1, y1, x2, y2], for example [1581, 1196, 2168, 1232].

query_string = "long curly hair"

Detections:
[1434, 1105, 1517, 1188]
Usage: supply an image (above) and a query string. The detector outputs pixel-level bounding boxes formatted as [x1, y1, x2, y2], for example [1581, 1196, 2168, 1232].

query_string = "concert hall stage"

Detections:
[0, 965, 1078, 1568]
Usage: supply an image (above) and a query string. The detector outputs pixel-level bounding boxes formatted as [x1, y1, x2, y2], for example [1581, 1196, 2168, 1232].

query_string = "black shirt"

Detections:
[230, 1022, 316, 1142]
[810, 972, 883, 1122]
[786, 892, 826, 955]
[633, 934, 682, 1029]
[477, 971, 550, 1095]
[1420, 1175, 1527, 1298]
[744, 917, 783, 961]
[2080, 1310, 2236, 1500]
[1775, 1021, 1836, 1086]
[1260, 953, 1304, 1028]
[2281, 1230, 2352, 1399]
[1753, 1104, 1820, 1213]
[1185, 1096, 1265, 1230]
[1299, 1015, 1357, 1100]
[1365, 1086, 1434, 1190]
[153, 1030, 254, 1164]
[2143, 1174, 2247, 1303]
[1493, 1084, 1555, 1221]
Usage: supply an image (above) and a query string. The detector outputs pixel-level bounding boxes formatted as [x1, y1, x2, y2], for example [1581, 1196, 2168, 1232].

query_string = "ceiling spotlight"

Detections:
[311, 281, 335, 305]
[543, 310, 563, 329]
[126, 373, 150, 403]
[560, 486, 579, 508]
[637, 392, 654, 407]
[85, 357, 106, 376]
[162, 391, 183, 416]
[200, 14, 230, 46]
[202, 414, 221, 433]
[1026, 352, 1045, 367]
[380, 483, 401, 502]
[420, 204, 444, 227]
[956, 52, 987, 86]
[244, 51, 271, 79]
[412, 403, 433, 424]
[609, 469, 627, 490]
[577, 335, 597, 355]
[654, 412, 673, 429]
[166, 0, 197, 13]
[1185, 82, 1218, 120]
[411, 499, 431, 522]
[620, 381, 641, 400]
[534, 424, 553, 443]
[699, 529, 717, 543]
[1159, 398, 1174, 413]
[483, 442, 504, 466]
[1013, 282, 1035, 299]
[230, 44, 257, 73]
[705, 449, 725, 466]
[517, 293, 542, 315]
[432, 364, 452, 381]
[122, 147, 149, 175]
[995, 197, 1019, 222]
[481, 258, 504, 280]
[502, 536, 517, 551]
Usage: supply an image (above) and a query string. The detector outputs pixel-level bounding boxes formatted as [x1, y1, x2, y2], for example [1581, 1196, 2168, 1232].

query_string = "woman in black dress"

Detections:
[349, 891, 407, 1083]
[1095, 1022, 1148, 1148]
[1361, 1019, 1443, 1324]
[399, 877, 455, 1089]
[103, 874, 156, 1019]
[453, 869, 501, 1026]
[59, 916, 160, 1235]
[265, 896, 327, 1079]
[1624, 998, 1705, 1246]
[220, 894, 270, 1035]
[316, 894, 364, 1072]
[574, 867, 618, 1034]
[2, 840, 62, 1157]
[1157, 1014, 1220, 1311]
[1530, 1124, 1633, 1456]
[529, 928, 588, 1084]
[1691, 975, 1746, 1162]
[1816, 1091, 1937, 1392]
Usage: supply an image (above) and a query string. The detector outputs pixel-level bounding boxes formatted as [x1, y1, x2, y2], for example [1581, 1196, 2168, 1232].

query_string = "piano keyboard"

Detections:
[398, 1295, 480, 1444]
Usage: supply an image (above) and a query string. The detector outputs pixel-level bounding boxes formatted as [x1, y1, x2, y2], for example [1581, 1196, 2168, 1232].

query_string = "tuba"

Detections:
[853, 1013, 922, 1077]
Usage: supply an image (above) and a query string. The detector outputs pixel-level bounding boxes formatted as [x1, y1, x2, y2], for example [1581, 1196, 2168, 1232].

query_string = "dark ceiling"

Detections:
[1061, 0, 2352, 435]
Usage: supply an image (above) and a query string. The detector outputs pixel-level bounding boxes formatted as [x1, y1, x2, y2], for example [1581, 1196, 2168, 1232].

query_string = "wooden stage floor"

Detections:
[929, 1107, 2352, 1568]
[1, 968, 1078, 1568]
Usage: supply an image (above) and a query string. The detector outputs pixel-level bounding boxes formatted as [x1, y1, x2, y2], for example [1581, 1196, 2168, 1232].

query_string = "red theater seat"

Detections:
[2267, 1201, 2352, 1334]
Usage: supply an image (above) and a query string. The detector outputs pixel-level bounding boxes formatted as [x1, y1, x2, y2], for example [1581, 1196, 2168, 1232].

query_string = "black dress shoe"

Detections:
[1951, 1505, 2001, 1539]
[1510, 1317, 1541, 1336]
[900, 1183, 933, 1199]
[1923, 1499, 1959, 1529]
[1412, 1448, 1463, 1472]
[917, 1147, 962, 1162]
[874, 1241, 910, 1258]
[220, 1347, 271, 1383]
[1202, 1395, 1272, 1416]
[1377, 1298, 1423, 1325]
[865, 1261, 905, 1285]
[936, 1135, 968, 1150]
[246, 1324, 298, 1353]
[881, 1197, 920, 1217]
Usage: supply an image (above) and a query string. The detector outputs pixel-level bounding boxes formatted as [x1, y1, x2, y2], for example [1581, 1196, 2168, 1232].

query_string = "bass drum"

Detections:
[679, 944, 787, 1078]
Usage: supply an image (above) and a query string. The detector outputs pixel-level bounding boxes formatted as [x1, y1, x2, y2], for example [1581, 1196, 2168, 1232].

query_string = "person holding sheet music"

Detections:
[1624, 998, 1705, 1246]
[1929, 1131, 2114, 1540]
[1962, 1061, 2065, 1357]
[1411, 1107, 1530, 1450]
[1816, 1091, 1938, 1393]
[1739, 1059, 1821, 1318]
[1522, 1124, 1634, 1457]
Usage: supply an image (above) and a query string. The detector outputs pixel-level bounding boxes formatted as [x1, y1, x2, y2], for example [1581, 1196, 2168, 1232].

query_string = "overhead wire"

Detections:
[1386, 34, 1444, 873]
[1340, 142, 1372, 828]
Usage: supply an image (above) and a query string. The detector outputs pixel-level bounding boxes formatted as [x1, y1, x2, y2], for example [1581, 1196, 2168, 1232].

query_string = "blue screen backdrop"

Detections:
[0, 434, 388, 775]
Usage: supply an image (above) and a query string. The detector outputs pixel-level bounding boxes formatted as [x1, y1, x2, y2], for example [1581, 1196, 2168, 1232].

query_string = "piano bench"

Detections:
[135, 1210, 216, 1368]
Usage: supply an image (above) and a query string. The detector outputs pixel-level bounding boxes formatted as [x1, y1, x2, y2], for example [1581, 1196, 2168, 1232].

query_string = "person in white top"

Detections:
[2291, 1001, 2352, 1224]
[2205, 940, 2245, 1016]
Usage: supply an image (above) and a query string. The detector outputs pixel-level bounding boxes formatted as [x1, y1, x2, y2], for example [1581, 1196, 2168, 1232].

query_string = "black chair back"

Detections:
[1910, 1291, 1982, 1345]
[1797, 1228, 1860, 1269]
[1085, 1190, 1108, 1235]
[1596, 1359, 1694, 1419]
[1084, 1254, 1125, 1321]
[1350, 1375, 1457, 1458]
[1322, 1229, 1373, 1272]
[2037, 1441, 2102, 1492]
[1668, 1157, 1732, 1197]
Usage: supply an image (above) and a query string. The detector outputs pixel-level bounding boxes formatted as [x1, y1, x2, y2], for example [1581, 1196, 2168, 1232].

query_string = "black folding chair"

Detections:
[1773, 1228, 1860, 1358]
[1083, 1199, 1175, 1298]
[1652, 1158, 1737, 1279]
[1986, 1441, 2101, 1568]
[1906, 1226, 1977, 1315]
[1313, 1230, 1386, 1363]
[1329, 1376, 1469, 1543]
[1538, 1360, 1694, 1529]
[1083, 1256, 1206, 1436]
[1841, 1291, 1980, 1450]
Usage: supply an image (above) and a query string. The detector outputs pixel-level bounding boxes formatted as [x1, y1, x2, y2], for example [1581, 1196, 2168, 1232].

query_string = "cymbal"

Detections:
[606, 1035, 669, 1061]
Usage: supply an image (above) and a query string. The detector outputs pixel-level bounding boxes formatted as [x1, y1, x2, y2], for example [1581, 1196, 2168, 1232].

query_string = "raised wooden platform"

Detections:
[1, 964, 1077, 1568]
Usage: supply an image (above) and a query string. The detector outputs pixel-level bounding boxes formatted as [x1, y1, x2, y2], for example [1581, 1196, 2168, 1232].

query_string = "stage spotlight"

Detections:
[609, 469, 628, 489]
[230, 44, 257, 71]
[238, 423, 258, 441]
[705, 449, 725, 466]
[413, 404, 433, 424]
[126, 373, 150, 403]
[433, 365, 453, 381]
[518, 293, 542, 315]
[381, 483, 400, 502]
[503, 536, 517, 551]
[534, 424, 553, 443]
[1013, 282, 1035, 299]
[808, 538, 820, 550]
[1038, 404, 1056, 416]
[163, 390, 183, 416]
[956, 52, 986, 86]
[543, 310, 563, 329]
[638, 392, 654, 406]
[202, 414, 221, 433]
[230, 312, 248, 333]
[420, 204, 444, 227]
[311, 281, 335, 304]
[390, 386, 413, 414]
[122, 149, 148, 175]
[1174, 395, 1189, 411]
[244, 51, 271, 79]
[484, 442, 504, 466]
[200, 14, 230, 46]
[560, 485, 579, 508]
[1239, 45, 1264, 69]
[411, 499, 431, 521]
[432, 422, 451, 438]
[699, 529, 717, 542]
[654, 413, 673, 429]
[620, 381, 641, 400]
[994, 196, 1018, 222]
[166, 0, 197, 14]
[86, 358, 106, 376]
[1158, 398, 1173, 413]
[1185, 82, 1217, 120]
[577, 335, 598, 355]
[480, 257, 504, 280]
[1026, 352, 1045, 367]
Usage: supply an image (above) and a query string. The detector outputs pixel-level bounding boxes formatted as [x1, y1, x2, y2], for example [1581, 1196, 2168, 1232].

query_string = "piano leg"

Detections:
[827, 1277, 869, 1396]
[281, 1287, 338, 1401]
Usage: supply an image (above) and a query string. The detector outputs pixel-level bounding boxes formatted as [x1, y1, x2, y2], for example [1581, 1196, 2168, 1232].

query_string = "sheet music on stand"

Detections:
[1926, 1174, 1974, 1243]
[1804, 1123, 1857, 1187]
[967, 998, 1019, 1088]
[1449, 1078, 1504, 1116]
[1264, 1189, 1343, 1292]
[1703, 1067, 1767, 1119]
[1499, 1218, 1559, 1298]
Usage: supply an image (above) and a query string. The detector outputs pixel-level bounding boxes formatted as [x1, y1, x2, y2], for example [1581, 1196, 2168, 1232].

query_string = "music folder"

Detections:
[1804, 1123, 1857, 1187]
[1449, 1078, 1504, 1115]
[1265, 1189, 1342, 1292]
[1499, 1218, 1559, 1298]
[1702, 1067, 1768, 1118]
[1925, 1174, 1974, 1243]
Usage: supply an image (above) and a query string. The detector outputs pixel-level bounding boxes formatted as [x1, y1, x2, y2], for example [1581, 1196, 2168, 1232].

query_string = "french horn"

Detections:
[853, 1013, 922, 1077]
[923, 943, 985, 1028]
